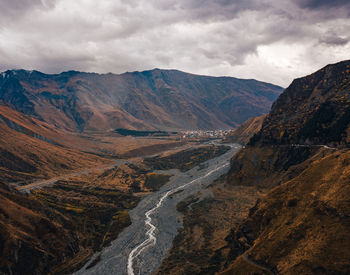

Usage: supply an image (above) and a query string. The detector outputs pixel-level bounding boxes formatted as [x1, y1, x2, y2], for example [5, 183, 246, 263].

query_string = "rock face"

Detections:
[249, 60, 350, 146]
[0, 69, 282, 132]
[222, 60, 350, 274]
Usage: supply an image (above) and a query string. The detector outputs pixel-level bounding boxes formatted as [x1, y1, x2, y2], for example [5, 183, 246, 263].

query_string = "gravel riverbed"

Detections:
[75, 144, 241, 275]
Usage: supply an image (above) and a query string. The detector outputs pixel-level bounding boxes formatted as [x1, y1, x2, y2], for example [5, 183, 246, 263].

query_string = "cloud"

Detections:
[0, 0, 349, 86]
[319, 31, 349, 46]
[0, 0, 55, 23]
[296, 0, 350, 10]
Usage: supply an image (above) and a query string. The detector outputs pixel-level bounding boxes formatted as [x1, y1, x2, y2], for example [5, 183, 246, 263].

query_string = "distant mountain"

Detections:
[0, 69, 283, 132]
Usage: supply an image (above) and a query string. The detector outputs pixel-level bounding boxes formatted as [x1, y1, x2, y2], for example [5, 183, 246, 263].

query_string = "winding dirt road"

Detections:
[16, 159, 128, 193]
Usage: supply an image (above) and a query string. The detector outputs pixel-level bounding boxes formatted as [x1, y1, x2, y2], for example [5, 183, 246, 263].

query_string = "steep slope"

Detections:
[155, 60, 350, 275]
[0, 69, 282, 132]
[0, 174, 141, 274]
[224, 115, 266, 145]
[222, 149, 350, 275]
[221, 60, 350, 274]
[249, 60, 350, 146]
[0, 105, 108, 183]
[0, 183, 80, 275]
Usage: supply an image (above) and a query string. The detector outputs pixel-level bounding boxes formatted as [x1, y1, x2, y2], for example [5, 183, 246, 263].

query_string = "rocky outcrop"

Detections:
[249, 60, 350, 146]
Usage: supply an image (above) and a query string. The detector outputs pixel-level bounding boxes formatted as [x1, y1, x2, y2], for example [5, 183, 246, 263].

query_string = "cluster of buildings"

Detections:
[181, 129, 233, 139]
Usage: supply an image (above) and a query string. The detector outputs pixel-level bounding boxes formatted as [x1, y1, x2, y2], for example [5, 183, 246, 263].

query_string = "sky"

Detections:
[0, 0, 349, 87]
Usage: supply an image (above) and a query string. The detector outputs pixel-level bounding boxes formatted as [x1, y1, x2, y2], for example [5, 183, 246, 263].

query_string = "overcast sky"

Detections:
[0, 0, 349, 86]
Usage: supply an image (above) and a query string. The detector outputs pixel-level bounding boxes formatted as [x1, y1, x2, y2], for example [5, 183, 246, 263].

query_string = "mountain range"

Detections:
[0, 69, 282, 132]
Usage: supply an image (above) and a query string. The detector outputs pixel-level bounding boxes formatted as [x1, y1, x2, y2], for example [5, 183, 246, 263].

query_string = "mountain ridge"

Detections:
[249, 59, 350, 146]
[0, 68, 283, 132]
[1, 67, 285, 85]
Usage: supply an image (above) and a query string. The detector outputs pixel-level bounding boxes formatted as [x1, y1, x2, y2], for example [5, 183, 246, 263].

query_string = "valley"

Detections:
[75, 144, 241, 275]
[0, 113, 235, 274]
[155, 60, 350, 275]
[0, 60, 349, 275]
[1, 0, 350, 273]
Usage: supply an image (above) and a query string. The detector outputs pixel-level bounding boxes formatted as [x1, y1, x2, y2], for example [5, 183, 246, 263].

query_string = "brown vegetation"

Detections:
[144, 145, 230, 172]
[220, 60, 350, 274]
[224, 115, 266, 145]
[157, 60, 350, 275]
[221, 149, 350, 274]
[0, 157, 173, 274]
[156, 176, 264, 275]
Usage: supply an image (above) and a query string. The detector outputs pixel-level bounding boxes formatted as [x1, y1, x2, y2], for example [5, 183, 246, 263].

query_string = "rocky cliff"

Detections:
[249, 61, 350, 146]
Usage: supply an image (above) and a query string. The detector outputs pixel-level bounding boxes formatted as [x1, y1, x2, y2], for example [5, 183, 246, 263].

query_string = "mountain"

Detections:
[155, 60, 350, 275]
[222, 60, 350, 274]
[0, 182, 81, 274]
[222, 149, 350, 275]
[0, 69, 283, 132]
[249, 60, 350, 146]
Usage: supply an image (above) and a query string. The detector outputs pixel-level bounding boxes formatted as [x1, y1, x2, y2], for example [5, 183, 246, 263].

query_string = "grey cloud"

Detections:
[296, 0, 350, 9]
[0, 0, 349, 86]
[152, 0, 270, 22]
[319, 31, 349, 46]
[0, 0, 55, 22]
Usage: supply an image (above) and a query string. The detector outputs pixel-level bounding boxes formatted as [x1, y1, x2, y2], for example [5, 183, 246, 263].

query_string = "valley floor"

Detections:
[75, 144, 241, 275]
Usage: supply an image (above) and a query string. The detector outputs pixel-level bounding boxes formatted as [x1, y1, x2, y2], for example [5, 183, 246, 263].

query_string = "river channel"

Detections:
[75, 143, 241, 275]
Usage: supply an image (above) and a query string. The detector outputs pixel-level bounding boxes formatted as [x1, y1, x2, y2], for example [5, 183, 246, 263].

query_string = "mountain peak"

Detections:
[250, 59, 350, 146]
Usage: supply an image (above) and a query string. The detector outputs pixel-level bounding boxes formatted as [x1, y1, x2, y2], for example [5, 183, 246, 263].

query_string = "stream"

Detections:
[75, 143, 241, 275]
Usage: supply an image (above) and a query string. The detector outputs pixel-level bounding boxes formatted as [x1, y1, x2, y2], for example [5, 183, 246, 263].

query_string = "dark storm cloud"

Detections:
[296, 0, 350, 10]
[169, 0, 268, 21]
[0, 0, 349, 86]
[0, 0, 55, 21]
[319, 31, 349, 46]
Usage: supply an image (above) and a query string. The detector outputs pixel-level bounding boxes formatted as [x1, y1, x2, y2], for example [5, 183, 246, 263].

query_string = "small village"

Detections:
[181, 129, 234, 139]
